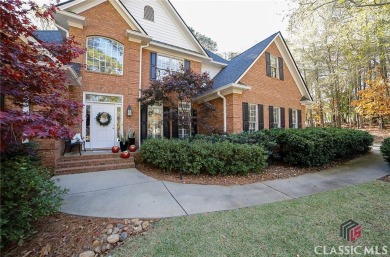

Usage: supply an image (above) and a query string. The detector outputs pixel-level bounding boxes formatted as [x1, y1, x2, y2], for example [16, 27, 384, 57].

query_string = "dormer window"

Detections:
[144, 5, 154, 21]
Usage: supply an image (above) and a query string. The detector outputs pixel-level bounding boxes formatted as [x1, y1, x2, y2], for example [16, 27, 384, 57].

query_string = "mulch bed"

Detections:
[379, 175, 390, 183]
[2, 213, 120, 257]
[2, 213, 158, 257]
[136, 156, 363, 186]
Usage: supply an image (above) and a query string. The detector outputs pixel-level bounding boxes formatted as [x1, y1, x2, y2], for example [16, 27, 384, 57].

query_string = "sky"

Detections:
[34, 0, 292, 54]
[170, 0, 291, 53]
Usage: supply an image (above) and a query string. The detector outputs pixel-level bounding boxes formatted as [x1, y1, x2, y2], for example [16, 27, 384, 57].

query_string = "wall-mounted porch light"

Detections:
[127, 105, 133, 117]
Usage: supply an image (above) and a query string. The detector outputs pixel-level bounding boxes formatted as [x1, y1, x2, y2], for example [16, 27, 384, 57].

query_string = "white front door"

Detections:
[91, 104, 117, 148]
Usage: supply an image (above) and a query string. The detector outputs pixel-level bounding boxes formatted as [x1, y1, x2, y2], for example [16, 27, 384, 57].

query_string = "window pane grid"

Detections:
[273, 107, 280, 128]
[86, 37, 124, 75]
[270, 55, 278, 78]
[292, 109, 297, 128]
[248, 104, 257, 132]
[156, 55, 183, 80]
[178, 102, 191, 138]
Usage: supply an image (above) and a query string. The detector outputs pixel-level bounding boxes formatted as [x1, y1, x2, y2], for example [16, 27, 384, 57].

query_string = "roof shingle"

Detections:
[33, 30, 64, 44]
[211, 32, 279, 89]
[205, 49, 229, 65]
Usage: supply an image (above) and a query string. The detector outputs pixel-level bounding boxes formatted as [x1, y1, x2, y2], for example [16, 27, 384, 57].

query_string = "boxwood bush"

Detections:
[194, 128, 373, 167]
[380, 137, 390, 163]
[0, 145, 67, 248]
[140, 139, 267, 175]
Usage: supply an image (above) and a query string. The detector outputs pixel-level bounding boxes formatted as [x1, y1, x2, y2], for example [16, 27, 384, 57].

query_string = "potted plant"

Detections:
[118, 133, 129, 152]
[127, 127, 136, 146]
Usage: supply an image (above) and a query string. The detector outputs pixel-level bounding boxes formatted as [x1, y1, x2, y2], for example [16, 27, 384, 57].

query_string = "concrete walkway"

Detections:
[53, 144, 389, 219]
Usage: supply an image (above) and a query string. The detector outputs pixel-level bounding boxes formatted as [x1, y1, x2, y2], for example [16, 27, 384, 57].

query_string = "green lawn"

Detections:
[113, 181, 390, 257]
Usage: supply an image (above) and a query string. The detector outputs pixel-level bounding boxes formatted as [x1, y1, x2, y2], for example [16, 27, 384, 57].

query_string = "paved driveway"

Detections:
[52, 144, 389, 218]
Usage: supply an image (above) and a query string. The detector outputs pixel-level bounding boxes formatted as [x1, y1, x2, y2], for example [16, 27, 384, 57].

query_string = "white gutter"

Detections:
[196, 83, 251, 102]
[138, 42, 150, 146]
[55, 24, 69, 38]
[149, 41, 211, 61]
[217, 91, 227, 133]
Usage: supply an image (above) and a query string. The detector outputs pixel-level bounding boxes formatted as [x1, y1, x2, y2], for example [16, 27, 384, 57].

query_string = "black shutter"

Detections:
[266, 52, 271, 77]
[0, 93, 4, 111]
[280, 107, 285, 128]
[141, 105, 148, 142]
[298, 110, 302, 128]
[278, 57, 284, 81]
[184, 60, 190, 72]
[289, 108, 293, 128]
[242, 102, 249, 131]
[269, 106, 274, 129]
[163, 107, 170, 139]
[172, 108, 179, 138]
[258, 104, 264, 130]
[192, 109, 197, 136]
[150, 52, 157, 80]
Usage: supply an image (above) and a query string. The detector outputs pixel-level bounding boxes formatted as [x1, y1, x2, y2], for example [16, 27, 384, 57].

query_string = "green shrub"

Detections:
[380, 137, 390, 163]
[194, 128, 373, 167]
[140, 139, 267, 175]
[0, 155, 67, 248]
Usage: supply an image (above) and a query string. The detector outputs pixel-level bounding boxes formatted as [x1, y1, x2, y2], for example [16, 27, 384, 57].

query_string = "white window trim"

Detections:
[270, 54, 279, 79]
[156, 54, 184, 80]
[273, 107, 281, 128]
[86, 36, 124, 75]
[292, 109, 298, 128]
[178, 102, 191, 138]
[248, 103, 258, 132]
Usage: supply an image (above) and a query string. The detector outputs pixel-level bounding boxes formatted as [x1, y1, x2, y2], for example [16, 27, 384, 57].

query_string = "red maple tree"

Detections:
[0, 0, 85, 149]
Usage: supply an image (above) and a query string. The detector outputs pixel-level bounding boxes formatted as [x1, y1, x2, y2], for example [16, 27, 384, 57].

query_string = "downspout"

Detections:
[55, 24, 69, 38]
[217, 91, 227, 133]
[138, 42, 149, 146]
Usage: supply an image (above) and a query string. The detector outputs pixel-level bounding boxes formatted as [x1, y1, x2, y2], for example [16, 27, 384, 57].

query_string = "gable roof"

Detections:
[33, 30, 64, 44]
[212, 32, 278, 89]
[205, 49, 229, 65]
[56, 0, 147, 35]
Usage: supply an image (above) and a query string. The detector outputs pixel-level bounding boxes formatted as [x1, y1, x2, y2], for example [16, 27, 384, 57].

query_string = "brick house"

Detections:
[32, 0, 312, 169]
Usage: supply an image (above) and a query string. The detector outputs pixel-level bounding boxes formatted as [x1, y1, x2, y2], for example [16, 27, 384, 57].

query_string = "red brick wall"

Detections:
[69, 1, 141, 146]
[216, 42, 307, 134]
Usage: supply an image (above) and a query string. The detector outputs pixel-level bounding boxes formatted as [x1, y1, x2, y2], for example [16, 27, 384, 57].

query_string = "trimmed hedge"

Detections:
[194, 128, 374, 167]
[380, 137, 390, 163]
[140, 139, 267, 175]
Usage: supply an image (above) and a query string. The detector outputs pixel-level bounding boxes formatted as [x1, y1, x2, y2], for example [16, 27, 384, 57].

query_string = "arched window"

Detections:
[86, 37, 124, 75]
[144, 5, 154, 21]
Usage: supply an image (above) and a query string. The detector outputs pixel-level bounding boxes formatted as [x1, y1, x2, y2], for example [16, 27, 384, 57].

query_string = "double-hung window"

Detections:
[291, 109, 298, 128]
[273, 107, 281, 128]
[178, 102, 191, 138]
[156, 55, 183, 80]
[270, 55, 278, 78]
[266, 52, 284, 80]
[248, 103, 258, 132]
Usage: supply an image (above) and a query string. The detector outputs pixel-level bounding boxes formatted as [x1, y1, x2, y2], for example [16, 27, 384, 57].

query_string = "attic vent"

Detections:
[144, 5, 154, 21]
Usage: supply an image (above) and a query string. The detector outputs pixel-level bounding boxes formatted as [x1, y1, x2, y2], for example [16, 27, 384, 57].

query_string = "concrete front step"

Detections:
[55, 152, 135, 175]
